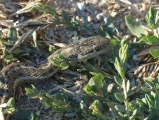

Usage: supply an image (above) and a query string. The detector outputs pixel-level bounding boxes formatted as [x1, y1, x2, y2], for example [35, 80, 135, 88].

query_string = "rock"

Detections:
[110, 11, 117, 17]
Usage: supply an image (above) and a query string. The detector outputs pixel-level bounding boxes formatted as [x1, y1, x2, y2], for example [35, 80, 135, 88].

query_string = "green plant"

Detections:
[125, 6, 159, 58]
[114, 38, 131, 119]
[1, 98, 16, 115]
[0, 27, 40, 63]
[2, 3, 159, 120]
[26, 85, 80, 118]
[137, 76, 159, 119]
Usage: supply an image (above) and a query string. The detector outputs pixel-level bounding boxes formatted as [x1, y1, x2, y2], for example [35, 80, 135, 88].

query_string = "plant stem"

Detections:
[122, 78, 130, 119]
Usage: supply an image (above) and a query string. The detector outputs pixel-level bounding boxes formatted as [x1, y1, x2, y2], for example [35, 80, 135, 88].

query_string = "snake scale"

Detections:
[0, 36, 112, 104]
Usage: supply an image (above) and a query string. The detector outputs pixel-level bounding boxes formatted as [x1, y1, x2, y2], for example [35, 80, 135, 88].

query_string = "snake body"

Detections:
[0, 36, 112, 104]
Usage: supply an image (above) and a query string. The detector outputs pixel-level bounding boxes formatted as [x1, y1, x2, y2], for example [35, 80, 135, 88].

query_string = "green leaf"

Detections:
[78, 19, 93, 33]
[156, 74, 159, 83]
[141, 35, 159, 45]
[115, 93, 124, 102]
[145, 94, 155, 107]
[141, 86, 152, 92]
[150, 91, 155, 98]
[128, 102, 135, 110]
[144, 78, 154, 88]
[88, 78, 96, 86]
[119, 39, 129, 64]
[130, 109, 137, 120]
[49, 45, 56, 53]
[31, 84, 36, 89]
[156, 83, 159, 90]
[56, 91, 68, 103]
[84, 74, 105, 94]
[114, 57, 125, 78]
[62, 11, 70, 22]
[58, 54, 68, 61]
[7, 27, 17, 42]
[6, 98, 15, 107]
[126, 80, 130, 92]
[115, 105, 125, 113]
[5, 98, 16, 114]
[125, 16, 148, 37]
[148, 107, 159, 120]
[62, 11, 73, 29]
[88, 74, 104, 90]
[102, 81, 107, 97]
[145, 6, 158, 29]
[114, 76, 122, 85]
[105, 19, 115, 37]
[2, 47, 18, 62]
[150, 49, 159, 58]
[51, 59, 61, 67]
[136, 98, 147, 108]
[30, 3, 60, 23]
[60, 62, 69, 70]
[110, 39, 118, 47]
[83, 84, 92, 94]
[100, 19, 115, 37]
[25, 87, 37, 98]
[89, 100, 103, 113]
[84, 63, 100, 75]
[128, 90, 135, 97]
[155, 92, 159, 109]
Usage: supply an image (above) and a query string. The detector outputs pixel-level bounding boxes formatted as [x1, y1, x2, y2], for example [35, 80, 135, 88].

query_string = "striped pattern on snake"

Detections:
[0, 36, 112, 104]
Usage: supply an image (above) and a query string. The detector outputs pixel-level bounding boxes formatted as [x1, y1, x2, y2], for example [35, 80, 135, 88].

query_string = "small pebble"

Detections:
[103, 17, 108, 24]
[87, 15, 92, 22]
[80, 17, 85, 22]
[110, 11, 117, 17]
[96, 13, 102, 20]
[75, 16, 80, 21]
[77, 1, 86, 11]
[114, 3, 120, 9]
